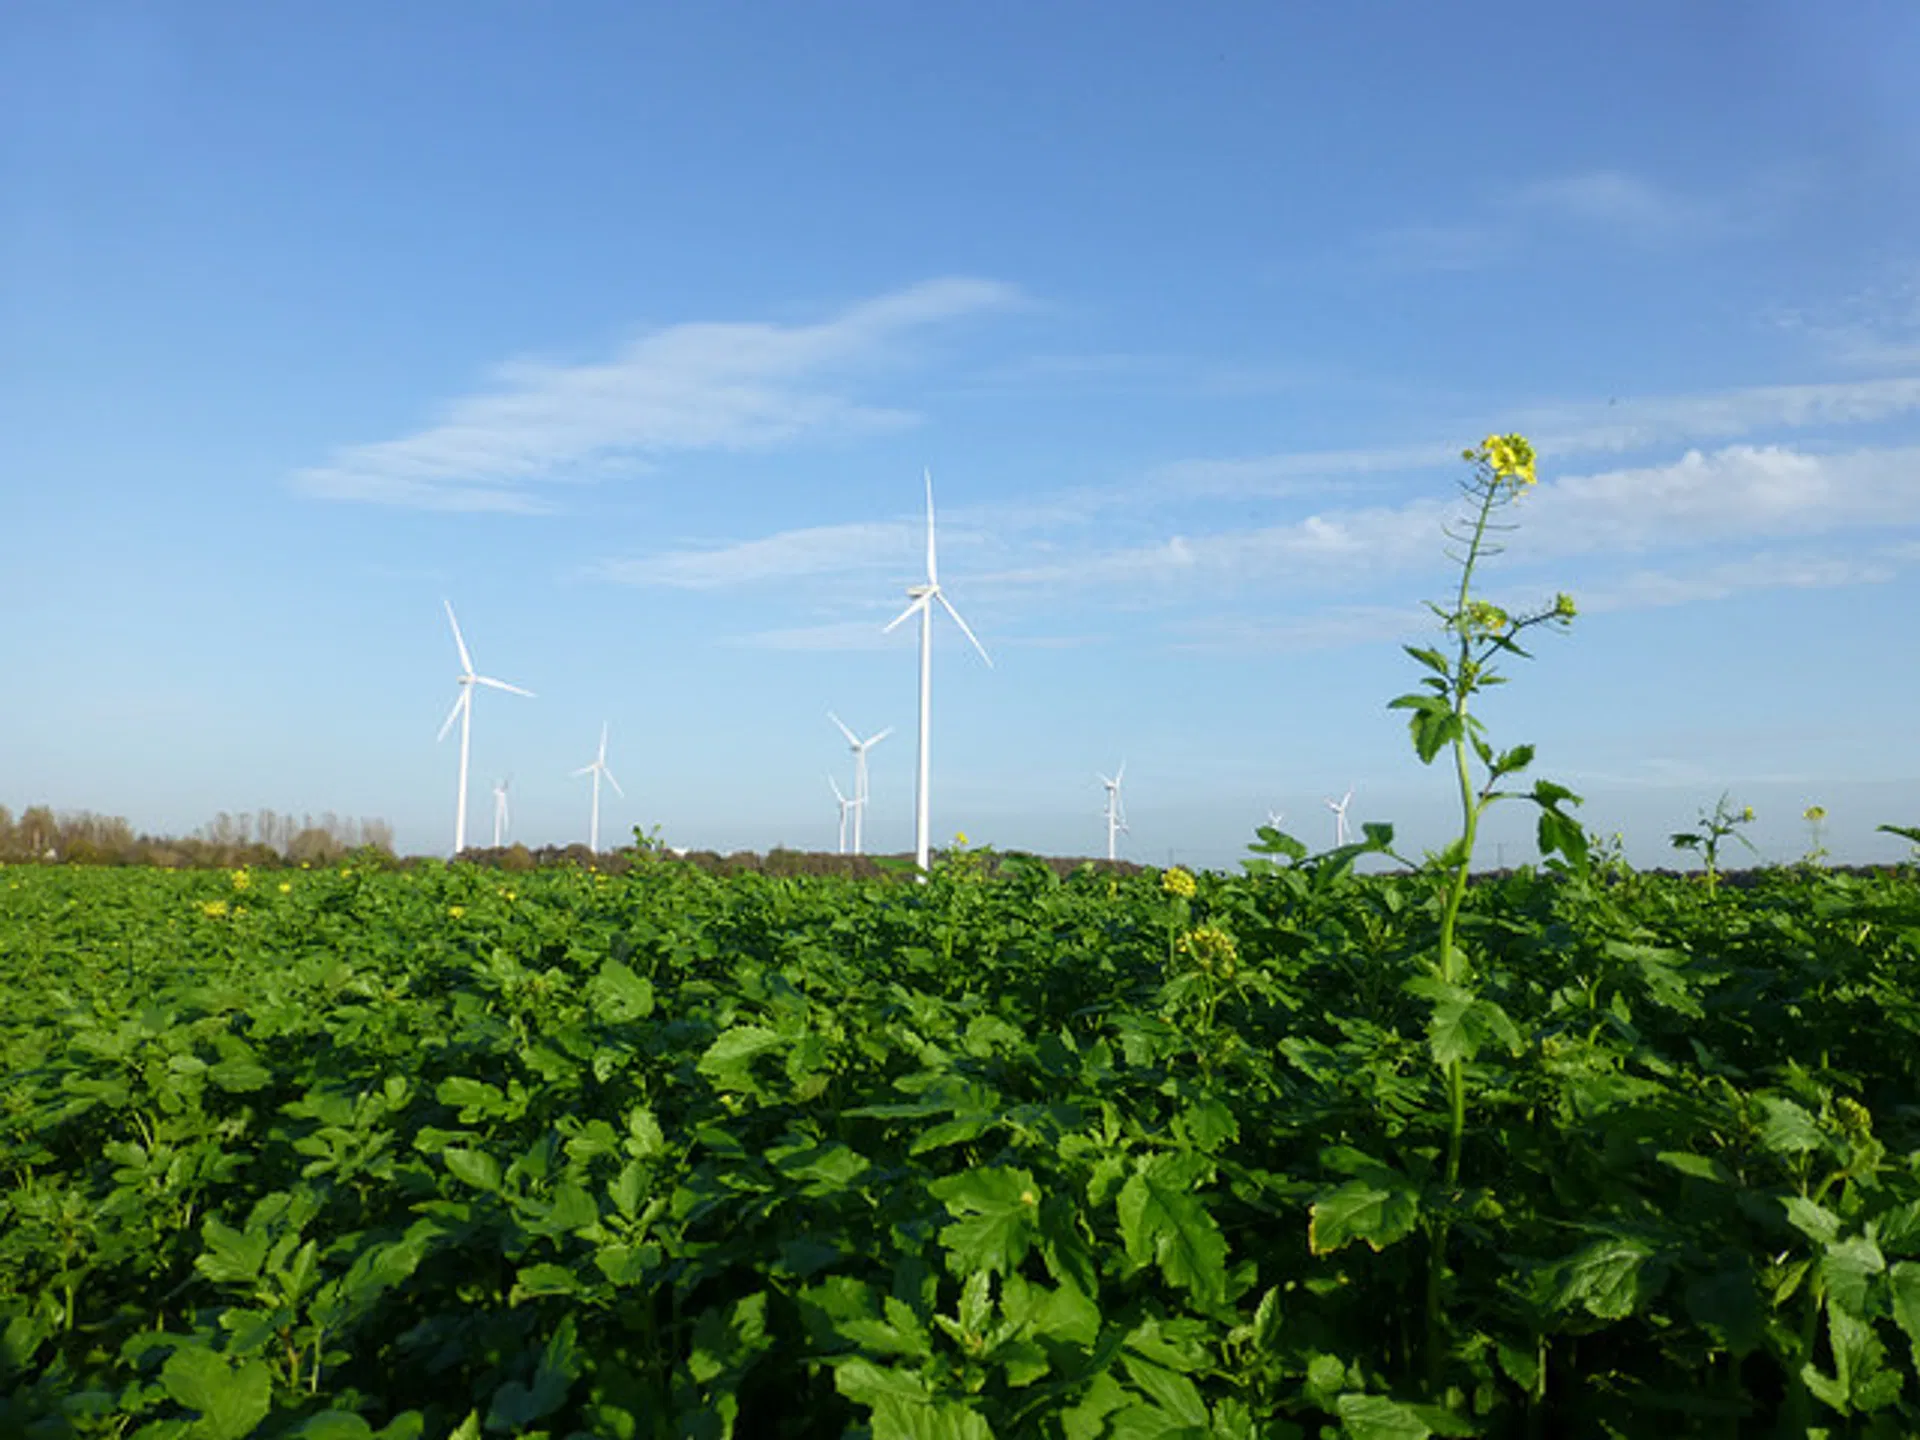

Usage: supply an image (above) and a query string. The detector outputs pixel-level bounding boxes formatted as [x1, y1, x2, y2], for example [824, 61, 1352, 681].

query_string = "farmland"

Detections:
[4, 845, 1919, 1438]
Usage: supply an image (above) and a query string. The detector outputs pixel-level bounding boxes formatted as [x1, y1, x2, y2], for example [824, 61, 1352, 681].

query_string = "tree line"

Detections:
[0, 805, 395, 867]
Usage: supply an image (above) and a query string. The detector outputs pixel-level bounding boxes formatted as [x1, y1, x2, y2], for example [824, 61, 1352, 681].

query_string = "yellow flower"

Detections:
[954, 831, 969, 847]
[1161, 866, 1196, 899]
[230, 869, 251, 890]
[1176, 923, 1239, 977]
[1481, 433, 1538, 488]
[1553, 592, 1578, 620]
[448, 905, 466, 919]
[1804, 805, 1827, 823]
[200, 899, 229, 918]
[278, 881, 292, 894]
[1741, 806, 1755, 823]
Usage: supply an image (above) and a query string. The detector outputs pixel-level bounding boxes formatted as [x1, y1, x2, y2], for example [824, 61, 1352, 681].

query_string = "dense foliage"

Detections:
[4, 845, 1919, 1439]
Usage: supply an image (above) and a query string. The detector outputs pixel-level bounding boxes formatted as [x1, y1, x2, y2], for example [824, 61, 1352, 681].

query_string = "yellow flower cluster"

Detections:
[1804, 805, 1827, 824]
[1479, 433, 1538, 488]
[278, 881, 293, 894]
[447, 905, 466, 919]
[230, 869, 251, 890]
[1463, 599, 1510, 636]
[1161, 866, 1196, 899]
[1176, 924, 1238, 979]
[1553, 592, 1577, 620]
[200, 899, 229, 918]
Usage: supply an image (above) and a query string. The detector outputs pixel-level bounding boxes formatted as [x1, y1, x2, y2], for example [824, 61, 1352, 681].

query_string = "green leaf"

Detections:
[1333, 1392, 1478, 1438]
[588, 961, 655, 1022]
[1308, 1175, 1420, 1256]
[1756, 1096, 1826, 1157]
[442, 1147, 501, 1192]
[1119, 1354, 1208, 1427]
[696, 1025, 784, 1091]
[195, 1217, 268, 1286]
[160, 1346, 272, 1440]
[1427, 996, 1522, 1067]
[928, 1167, 1041, 1277]
[1539, 1236, 1661, 1321]
[1116, 1153, 1228, 1305]
[207, 1055, 272, 1093]
[1890, 1261, 1920, 1371]
[485, 1315, 578, 1430]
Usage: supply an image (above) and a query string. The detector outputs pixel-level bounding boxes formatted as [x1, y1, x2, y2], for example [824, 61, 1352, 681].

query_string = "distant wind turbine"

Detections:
[492, 777, 511, 847]
[1266, 808, 1286, 830]
[828, 775, 859, 855]
[883, 468, 991, 873]
[1326, 787, 1354, 847]
[572, 722, 624, 853]
[829, 712, 892, 855]
[1099, 762, 1129, 861]
[437, 600, 534, 855]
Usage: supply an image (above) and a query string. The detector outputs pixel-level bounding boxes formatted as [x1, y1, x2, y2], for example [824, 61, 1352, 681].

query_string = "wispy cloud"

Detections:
[1577, 550, 1900, 613]
[592, 521, 912, 590]
[1769, 267, 1920, 372]
[1512, 170, 1730, 246]
[293, 277, 1024, 511]
[983, 442, 1920, 592]
[1148, 376, 1920, 503]
[1364, 167, 1772, 273]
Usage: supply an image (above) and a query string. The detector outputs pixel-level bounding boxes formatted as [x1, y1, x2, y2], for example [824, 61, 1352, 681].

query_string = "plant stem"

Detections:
[1425, 477, 1500, 1395]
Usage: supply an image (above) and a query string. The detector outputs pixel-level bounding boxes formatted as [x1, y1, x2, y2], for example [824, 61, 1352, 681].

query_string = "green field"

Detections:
[4, 848, 1919, 1439]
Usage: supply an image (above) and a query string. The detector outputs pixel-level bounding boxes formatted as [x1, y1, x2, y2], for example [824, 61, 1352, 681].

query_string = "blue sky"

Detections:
[5, 2, 1919, 869]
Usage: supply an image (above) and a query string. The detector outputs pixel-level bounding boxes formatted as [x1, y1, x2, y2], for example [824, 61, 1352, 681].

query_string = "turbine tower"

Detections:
[883, 468, 991, 873]
[572, 722, 625, 853]
[436, 600, 534, 855]
[492, 778, 511, 847]
[828, 775, 858, 855]
[829, 712, 892, 855]
[1326, 787, 1354, 846]
[1099, 762, 1129, 861]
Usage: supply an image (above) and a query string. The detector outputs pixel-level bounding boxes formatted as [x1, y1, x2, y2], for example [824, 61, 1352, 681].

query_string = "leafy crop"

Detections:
[2, 844, 1918, 1439]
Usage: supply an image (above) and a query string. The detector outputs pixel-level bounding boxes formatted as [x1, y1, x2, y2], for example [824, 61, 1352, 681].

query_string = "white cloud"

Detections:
[730, 619, 901, 652]
[983, 443, 1920, 594]
[293, 277, 1023, 510]
[1146, 376, 1920, 504]
[1513, 170, 1728, 245]
[593, 521, 913, 589]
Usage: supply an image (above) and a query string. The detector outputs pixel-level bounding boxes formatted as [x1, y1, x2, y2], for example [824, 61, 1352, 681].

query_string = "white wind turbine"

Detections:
[828, 712, 892, 855]
[828, 775, 859, 855]
[883, 469, 991, 873]
[1099, 762, 1129, 861]
[437, 600, 534, 855]
[492, 778, 512, 847]
[1326, 787, 1354, 846]
[1266, 808, 1286, 830]
[572, 722, 624, 853]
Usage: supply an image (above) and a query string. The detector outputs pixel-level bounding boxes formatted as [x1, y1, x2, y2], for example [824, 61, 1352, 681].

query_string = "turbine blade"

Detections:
[598, 722, 610, 762]
[604, 768, 624, 798]
[572, 763, 595, 778]
[829, 776, 845, 801]
[829, 712, 860, 746]
[883, 595, 929, 633]
[475, 675, 535, 697]
[936, 591, 993, 667]
[436, 691, 467, 742]
[923, 467, 938, 586]
[866, 727, 893, 747]
[444, 599, 475, 675]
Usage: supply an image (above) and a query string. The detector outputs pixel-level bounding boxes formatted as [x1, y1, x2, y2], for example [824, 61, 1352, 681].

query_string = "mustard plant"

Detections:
[1387, 433, 1584, 1391]
[1668, 791, 1756, 889]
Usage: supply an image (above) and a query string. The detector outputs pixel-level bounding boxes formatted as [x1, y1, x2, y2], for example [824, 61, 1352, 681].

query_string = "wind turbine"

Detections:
[1326, 787, 1354, 846]
[1099, 762, 1129, 861]
[437, 600, 534, 855]
[828, 775, 858, 855]
[883, 468, 991, 872]
[828, 712, 892, 855]
[572, 722, 624, 853]
[492, 778, 512, 847]
[1266, 808, 1286, 830]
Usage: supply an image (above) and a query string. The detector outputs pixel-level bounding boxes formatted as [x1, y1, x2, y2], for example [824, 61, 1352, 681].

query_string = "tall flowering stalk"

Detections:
[1388, 434, 1586, 1392]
